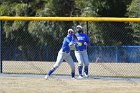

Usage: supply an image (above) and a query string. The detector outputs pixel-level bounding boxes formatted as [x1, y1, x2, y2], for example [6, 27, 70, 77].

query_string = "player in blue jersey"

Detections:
[44, 29, 76, 79]
[74, 25, 90, 79]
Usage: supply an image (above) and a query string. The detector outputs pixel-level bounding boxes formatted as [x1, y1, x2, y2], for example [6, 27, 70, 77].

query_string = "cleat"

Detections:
[44, 75, 49, 80]
[84, 74, 89, 78]
[84, 72, 89, 78]
[78, 75, 83, 79]
[71, 77, 76, 80]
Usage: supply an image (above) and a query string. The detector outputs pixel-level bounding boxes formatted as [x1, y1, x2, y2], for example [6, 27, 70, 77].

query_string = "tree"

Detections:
[88, 0, 133, 45]
[0, 0, 50, 60]
[127, 0, 140, 45]
[0, 0, 77, 60]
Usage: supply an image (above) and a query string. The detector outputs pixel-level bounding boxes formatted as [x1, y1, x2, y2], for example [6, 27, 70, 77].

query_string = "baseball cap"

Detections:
[76, 25, 83, 29]
[68, 29, 74, 33]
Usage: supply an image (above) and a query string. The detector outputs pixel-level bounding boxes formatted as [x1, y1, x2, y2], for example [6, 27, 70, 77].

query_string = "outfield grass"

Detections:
[2, 61, 140, 77]
[0, 76, 140, 93]
[1, 61, 140, 93]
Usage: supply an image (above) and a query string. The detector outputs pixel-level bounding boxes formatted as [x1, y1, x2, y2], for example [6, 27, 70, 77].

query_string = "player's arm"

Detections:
[84, 34, 90, 46]
[72, 35, 83, 46]
[65, 37, 74, 47]
[67, 37, 76, 50]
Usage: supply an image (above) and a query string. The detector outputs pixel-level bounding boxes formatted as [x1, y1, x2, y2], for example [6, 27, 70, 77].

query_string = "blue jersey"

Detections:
[61, 34, 73, 53]
[75, 33, 90, 51]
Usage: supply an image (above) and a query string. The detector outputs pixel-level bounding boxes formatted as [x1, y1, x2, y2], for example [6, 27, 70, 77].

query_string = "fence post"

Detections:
[116, 46, 118, 63]
[86, 21, 89, 54]
[0, 21, 2, 73]
[86, 21, 89, 35]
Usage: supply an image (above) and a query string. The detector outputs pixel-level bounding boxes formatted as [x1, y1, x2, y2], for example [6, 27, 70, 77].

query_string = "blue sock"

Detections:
[71, 72, 75, 78]
[48, 67, 56, 76]
[84, 66, 88, 75]
[78, 66, 83, 76]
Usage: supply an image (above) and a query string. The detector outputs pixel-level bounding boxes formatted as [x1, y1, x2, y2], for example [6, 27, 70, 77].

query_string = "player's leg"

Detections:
[65, 53, 75, 79]
[78, 65, 83, 78]
[84, 65, 89, 77]
[83, 50, 89, 77]
[48, 52, 64, 75]
[45, 51, 64, 79]
[75, 51, 84, 78]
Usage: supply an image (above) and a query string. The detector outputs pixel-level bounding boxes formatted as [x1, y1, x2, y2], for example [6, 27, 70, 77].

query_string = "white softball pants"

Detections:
[74, 50, 89, 66]
[53, 49, 75, 72]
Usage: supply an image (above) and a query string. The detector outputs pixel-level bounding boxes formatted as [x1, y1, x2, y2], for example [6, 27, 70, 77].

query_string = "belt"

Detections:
[62, 50, 69, 53]
[75, 49, 85, 51]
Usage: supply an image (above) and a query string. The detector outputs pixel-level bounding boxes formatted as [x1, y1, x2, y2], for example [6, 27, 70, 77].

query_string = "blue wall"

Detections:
[88, 46, 140, 63]
[2, 46, 140, 63]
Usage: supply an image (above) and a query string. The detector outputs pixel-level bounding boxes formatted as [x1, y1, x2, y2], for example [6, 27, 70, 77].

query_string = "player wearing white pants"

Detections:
[74, 25, 90, 78]
[51, 49, 75, 75]
[44, 29, 75, 79]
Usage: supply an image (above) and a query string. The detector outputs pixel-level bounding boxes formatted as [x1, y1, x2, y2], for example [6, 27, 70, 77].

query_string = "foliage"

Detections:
[87, 0, 134, 45]
[0, 0, 139, 60]
[90, 0, 132, 17]
[0, 0, 76, 60]
[127, 0, 140, 44]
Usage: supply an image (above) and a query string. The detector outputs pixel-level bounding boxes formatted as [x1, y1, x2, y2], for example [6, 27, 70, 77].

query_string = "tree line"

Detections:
[0, 0, 140, 60]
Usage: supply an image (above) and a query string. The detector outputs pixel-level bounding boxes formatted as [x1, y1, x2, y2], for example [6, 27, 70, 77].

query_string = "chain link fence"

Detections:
[1, 20, 140, 77]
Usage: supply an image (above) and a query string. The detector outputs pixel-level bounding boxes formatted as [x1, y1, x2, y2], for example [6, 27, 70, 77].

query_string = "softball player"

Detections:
[74, 25, 90, 79]
[44, 29, 76, 79]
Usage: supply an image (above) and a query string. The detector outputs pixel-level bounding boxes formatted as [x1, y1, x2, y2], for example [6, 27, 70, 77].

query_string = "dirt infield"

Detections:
[0, 75, 140, 93]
